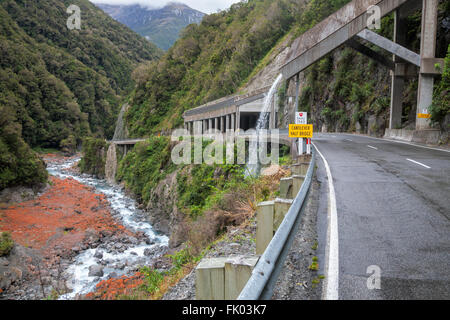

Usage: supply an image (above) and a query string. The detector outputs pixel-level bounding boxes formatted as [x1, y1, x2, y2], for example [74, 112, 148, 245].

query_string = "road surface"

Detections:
[313, 133, 450, 299]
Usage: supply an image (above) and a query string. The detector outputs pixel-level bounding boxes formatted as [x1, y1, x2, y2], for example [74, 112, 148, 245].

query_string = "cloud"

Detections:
[90, 0, 241, 14]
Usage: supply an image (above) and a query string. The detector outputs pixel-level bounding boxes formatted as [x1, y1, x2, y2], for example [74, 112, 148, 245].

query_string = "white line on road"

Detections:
[342, 133, 450, 153]
[313, 143, 339, 300]
[344, 139, 353, 142]
[406, 158, 431, 169]
[367, 145, 378, 150]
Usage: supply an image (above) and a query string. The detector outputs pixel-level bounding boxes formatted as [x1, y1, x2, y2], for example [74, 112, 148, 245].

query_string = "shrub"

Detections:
[430, 45, 450, 127]
[139, 267, 165, 294]
[79, 138, 108, 178]
[0, 232, 14, 256]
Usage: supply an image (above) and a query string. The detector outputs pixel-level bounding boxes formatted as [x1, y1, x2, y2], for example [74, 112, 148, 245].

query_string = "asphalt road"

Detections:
[313, 133, 450, 299]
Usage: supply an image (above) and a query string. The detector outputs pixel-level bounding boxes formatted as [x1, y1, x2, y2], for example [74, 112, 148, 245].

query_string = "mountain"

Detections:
[0, 0, 162, 190]
[95, 2, 205, 51]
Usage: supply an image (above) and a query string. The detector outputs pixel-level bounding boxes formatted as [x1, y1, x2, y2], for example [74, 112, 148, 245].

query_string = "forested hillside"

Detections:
[125, 0, 449, 137]
[0, 0, 162, 190]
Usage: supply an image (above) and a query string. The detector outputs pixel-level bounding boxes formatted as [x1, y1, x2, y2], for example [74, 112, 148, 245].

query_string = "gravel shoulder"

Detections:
[271, 173, 322, 300]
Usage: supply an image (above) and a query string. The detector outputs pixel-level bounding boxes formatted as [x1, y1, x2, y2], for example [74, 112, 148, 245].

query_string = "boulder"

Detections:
[88, 265, 104, 277]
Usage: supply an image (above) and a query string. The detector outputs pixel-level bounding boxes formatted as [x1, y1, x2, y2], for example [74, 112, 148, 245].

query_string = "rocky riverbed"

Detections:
[0, 154, 168, 300]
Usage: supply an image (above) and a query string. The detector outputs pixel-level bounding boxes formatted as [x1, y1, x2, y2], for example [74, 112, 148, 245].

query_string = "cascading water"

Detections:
[246, 74, 283, 177]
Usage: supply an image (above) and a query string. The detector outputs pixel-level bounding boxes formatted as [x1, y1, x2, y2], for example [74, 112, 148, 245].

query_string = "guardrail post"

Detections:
[224, 256, 259, 300]
[279, 177, 293, 199]
[291, 162, 309, 176]
[195, 257, 227, 300]
[292, 175, 305, 196]
[274, 198, 294, 231]
[256, 201, 275, 255]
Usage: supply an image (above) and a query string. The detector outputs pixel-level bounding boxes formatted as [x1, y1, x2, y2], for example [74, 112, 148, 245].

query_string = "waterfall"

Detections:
[105, 143, 117, 184]
[113, 103, 130, 141]
[246, 74, 283, 177]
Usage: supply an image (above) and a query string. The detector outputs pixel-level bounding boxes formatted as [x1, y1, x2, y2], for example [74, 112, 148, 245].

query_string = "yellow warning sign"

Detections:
[289, 124, 313, 138]
[418, 113, 431, 119]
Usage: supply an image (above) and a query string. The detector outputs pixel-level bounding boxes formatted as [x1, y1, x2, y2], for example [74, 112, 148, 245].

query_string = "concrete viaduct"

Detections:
[181, 0, 443, 137]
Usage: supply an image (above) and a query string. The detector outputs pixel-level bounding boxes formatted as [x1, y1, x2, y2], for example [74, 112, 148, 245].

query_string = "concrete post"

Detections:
[224, 257, 259, 300]
[208, 118, 213, 132]
[215, 117, 219, 131]
[232, 113, 236, 131]
[292, 175, 305, 197]
[279, 177, 293, 199]
[220, 116, 225, 133]
[416, 0, 438, 130]
[256, 201, 274, 255]
[196, 258, 227, 300]
[236, 110, 240, 131]
[273, 198, 293, 231]
[291, 162, 309, 176]
[225, 114, 230, 132]
[389, 8, 407, 129]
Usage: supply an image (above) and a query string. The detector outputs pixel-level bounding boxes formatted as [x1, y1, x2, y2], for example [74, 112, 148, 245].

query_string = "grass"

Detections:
[308, 256, 319, 271]
[0, 231, 14, 256]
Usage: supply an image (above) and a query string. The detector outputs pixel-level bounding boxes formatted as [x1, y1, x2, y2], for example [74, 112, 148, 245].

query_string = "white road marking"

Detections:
[313, 143, 339, 300]
[342, 133, 450, 154]
[344, 139, 353, 142]
[367, 145, 378, 150]
[406, 158, 431, 169]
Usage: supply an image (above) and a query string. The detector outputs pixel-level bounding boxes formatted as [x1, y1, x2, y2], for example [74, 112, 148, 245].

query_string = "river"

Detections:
[46, 156, 169, 299]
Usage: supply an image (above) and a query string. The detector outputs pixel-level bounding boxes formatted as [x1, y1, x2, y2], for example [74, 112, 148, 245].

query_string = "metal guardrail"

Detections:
[238, 147, 316, 300]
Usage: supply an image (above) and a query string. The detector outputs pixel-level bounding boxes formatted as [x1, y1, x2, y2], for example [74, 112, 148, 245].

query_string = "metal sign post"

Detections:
[295, 112, 307, 156]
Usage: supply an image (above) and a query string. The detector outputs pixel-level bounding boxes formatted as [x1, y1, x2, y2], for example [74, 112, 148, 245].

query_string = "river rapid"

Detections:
[47, 156, 169, 299]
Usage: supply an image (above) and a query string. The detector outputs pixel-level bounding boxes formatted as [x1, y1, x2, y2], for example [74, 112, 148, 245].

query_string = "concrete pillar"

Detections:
[389, 9, 407, 130]
[203, 119, 207, 134]
[231, 113, 235, 132]
[236, 110, 240, 131]
[215, 117, 219, 131]
[225, 114, 230, 132]
[208, 118, 213, 132]
[220, 116, 225, 133]
[416, 0, 438, 130]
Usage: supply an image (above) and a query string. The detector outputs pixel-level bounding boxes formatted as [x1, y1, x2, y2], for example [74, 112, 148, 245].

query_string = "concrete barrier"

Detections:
[292, 175, 305, 196]
[279, 177, 293, 199]
[196, 257, 227, 300]
[256, 198, 294, 255]
[256, 201, 274, 255]
[273, 198, 294, 231]
[291, 162, 309, 176]
[196, 256, 259, 300]
[225, 256, 259, 300]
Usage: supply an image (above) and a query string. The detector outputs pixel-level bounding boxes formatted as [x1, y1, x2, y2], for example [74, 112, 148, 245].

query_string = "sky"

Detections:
[90, 0, 242, 14]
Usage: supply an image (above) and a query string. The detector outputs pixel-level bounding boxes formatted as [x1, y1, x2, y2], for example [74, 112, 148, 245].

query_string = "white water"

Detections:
[47, 157, 169, 299]
[246, 74, 283, 177]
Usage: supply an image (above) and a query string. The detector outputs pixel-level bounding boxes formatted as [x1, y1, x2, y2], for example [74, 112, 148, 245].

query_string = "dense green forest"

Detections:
[0, 0, 162, 190]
